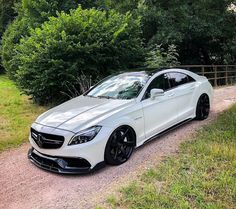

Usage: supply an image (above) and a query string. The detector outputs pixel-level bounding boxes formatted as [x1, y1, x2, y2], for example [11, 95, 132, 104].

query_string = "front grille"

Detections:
[31, 128, 64, 149]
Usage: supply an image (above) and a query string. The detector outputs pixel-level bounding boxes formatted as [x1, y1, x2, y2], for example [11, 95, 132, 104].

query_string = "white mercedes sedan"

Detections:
[28, 68, 213, 174]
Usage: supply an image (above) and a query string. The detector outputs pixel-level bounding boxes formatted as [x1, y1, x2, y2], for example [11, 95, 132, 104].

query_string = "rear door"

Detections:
[167, 72, 196, 122]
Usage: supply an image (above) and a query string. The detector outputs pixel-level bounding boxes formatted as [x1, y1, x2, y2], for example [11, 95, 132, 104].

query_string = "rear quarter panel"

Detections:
[195, 76, 214, 110]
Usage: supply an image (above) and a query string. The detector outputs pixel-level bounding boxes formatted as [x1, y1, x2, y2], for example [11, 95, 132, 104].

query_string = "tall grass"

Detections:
[0, 75, 46, 152]
[105, 105, 236, 209]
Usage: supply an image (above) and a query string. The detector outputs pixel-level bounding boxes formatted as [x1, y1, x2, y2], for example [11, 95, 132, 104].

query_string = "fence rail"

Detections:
[176, 65, 236, 86]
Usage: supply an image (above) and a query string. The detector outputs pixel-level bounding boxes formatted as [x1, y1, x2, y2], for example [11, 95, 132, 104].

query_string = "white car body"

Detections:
[28, 69, 213, 174]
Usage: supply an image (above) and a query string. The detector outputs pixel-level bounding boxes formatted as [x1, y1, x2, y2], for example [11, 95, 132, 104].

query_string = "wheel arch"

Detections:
[195, 93, 210, 120]
[104, 124, 137, 165]
[197, 92, 211, 107]
[107, 124, 137, 147]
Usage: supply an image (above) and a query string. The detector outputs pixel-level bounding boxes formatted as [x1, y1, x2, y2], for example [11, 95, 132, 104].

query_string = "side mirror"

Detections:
[150, 88, 164, 99]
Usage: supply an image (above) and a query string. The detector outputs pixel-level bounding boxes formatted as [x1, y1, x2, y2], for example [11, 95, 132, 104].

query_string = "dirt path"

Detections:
[0, 86, 236, 209]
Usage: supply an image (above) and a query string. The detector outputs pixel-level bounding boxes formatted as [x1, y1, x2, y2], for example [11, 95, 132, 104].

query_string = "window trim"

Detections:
[141, 71, 196, 101]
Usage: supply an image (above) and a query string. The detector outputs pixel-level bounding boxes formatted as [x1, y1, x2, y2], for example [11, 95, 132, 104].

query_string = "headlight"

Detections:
[68, 126, 102, 145]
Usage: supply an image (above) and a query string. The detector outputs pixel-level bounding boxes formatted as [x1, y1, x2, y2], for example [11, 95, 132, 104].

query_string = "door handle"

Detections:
[168, 93, 175, 97]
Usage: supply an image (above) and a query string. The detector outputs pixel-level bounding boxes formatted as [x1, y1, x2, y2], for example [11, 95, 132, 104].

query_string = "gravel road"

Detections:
[0, 86, 236, 209]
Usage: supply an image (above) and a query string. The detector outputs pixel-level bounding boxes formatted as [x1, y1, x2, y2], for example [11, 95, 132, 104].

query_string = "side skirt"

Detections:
[143, 118, 193, 145]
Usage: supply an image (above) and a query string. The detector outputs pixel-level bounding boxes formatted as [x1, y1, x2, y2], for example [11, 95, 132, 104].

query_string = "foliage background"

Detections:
[14, 6, 143, 104]
[0, 0, 235, 104]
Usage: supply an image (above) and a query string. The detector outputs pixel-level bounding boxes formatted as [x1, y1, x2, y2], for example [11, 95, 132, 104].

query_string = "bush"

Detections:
[15, 6, 144, 104]
[0, 0, 19, 74]
[1, 17, 30, 78]
[1, 0, 81, 78]
[0, 0, 18, 38]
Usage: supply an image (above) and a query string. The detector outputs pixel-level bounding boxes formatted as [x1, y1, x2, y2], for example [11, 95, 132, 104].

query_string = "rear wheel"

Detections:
[196, 94, 210, 120]
[105, 126, 135, 165]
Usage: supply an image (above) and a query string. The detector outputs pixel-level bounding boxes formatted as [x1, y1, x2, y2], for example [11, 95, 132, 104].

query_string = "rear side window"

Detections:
[168, 72, 195, 88]
[188, 75, 195, 82]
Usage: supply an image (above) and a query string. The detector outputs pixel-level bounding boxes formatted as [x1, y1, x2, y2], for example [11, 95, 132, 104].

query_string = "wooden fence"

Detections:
[176, 65, 236, 87]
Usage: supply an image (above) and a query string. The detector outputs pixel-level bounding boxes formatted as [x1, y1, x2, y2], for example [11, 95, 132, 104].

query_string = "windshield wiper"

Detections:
[97, 95, 115, 99]
[85, 95, 96, 98]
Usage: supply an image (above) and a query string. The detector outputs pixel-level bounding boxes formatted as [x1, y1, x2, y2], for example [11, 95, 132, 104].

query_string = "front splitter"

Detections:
[28, 147, 105, 174]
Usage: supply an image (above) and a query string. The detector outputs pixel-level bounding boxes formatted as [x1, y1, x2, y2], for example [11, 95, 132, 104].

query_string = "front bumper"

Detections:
[29, 123, 113, 170]
[28, 148, 105, 174]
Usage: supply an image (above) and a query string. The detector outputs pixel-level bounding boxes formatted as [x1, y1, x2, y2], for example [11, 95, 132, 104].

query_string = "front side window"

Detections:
[85, 72, 150, 100]
[144, 74, 170, 99]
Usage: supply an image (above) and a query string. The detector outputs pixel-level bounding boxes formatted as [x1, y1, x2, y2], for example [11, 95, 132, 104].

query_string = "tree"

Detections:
[15, 7, 144, 104]
[1, 0, 81, 77]
[145, 45, 180, 68]
[94, 0, 140, 13]
[0, 0, 19, 72]
[139, 0, 236, 64]
[84, 0, 236, 64]
[0, 0, 18, 38]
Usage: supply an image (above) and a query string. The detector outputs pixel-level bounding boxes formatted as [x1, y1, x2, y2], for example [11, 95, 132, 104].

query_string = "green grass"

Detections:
[0, 75, 46, 152]
[103, 104, 236, 209]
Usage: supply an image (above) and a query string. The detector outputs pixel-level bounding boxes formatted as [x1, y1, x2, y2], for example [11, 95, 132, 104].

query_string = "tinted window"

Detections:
[168, 72, 190, 87]
[144, 74, 170, 99]
[188, 75, 195, 82]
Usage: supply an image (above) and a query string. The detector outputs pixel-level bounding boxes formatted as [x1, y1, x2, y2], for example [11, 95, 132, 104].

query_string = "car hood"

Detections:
[36, 96, 134, 132]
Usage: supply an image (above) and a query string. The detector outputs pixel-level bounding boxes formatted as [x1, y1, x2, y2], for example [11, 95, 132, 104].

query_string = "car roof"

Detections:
[122, 67, 166, 75]
[120, 68, 199, 80]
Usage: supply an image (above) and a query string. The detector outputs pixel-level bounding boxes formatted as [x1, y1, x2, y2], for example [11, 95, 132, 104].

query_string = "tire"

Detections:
[105, 126, 135, 165]
[195, 94, 210, 120]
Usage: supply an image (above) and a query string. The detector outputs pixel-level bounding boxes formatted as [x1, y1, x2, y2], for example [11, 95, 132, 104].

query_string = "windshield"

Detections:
[85, 72, 150, 100]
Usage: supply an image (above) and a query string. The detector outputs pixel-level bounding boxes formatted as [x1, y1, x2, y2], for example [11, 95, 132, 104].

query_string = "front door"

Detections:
[141, 73, 178, 139]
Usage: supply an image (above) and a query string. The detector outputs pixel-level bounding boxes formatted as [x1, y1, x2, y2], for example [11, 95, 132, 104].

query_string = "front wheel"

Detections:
[195, 94, 210, 120]
[105, 126, 135, 165]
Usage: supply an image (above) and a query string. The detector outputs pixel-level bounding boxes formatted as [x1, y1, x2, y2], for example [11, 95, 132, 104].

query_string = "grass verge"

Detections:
[0, 75, 46, 152]
[102, 104, 236, 209]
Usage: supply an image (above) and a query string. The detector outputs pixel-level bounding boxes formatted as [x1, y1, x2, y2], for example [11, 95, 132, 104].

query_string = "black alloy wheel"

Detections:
[105, 126, 135, 165]
[196, 94, 210, 120]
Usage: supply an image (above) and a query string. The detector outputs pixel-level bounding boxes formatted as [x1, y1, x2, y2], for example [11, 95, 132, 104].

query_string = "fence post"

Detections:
[235, 66, 236, 84]
[213, 66, 217, 87]
[225, 66, 228, 85]
[201, 66, 205, 76]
